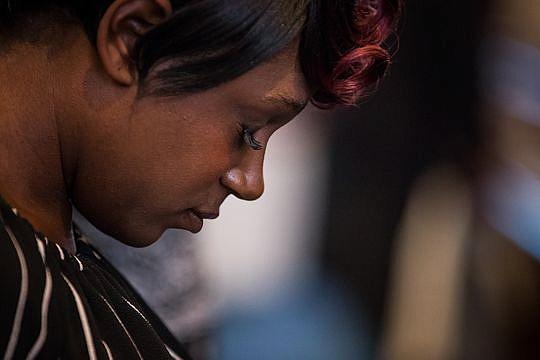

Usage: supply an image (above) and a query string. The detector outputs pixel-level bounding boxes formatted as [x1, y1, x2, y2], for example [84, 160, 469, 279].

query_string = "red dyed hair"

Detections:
[300, 0, 402, 108]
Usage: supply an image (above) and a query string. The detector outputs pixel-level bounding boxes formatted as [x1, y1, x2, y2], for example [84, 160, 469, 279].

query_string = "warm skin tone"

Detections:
[0, 0, 309, 254]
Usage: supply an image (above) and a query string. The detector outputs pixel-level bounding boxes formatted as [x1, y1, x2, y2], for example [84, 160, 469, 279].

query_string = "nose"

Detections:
[220, 151, 265, 201]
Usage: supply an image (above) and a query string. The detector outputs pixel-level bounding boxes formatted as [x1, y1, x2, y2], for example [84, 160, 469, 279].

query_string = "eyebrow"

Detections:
[263, 94, 308, 114]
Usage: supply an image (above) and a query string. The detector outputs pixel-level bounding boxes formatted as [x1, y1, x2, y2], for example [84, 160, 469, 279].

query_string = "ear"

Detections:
[96, 0, 172, 86]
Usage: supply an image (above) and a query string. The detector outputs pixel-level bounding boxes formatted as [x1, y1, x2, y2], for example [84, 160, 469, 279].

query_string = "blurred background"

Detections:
[75, 0, 540, 359]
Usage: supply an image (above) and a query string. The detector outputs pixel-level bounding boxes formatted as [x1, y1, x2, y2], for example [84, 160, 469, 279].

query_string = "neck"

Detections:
[0, 33, 87, 254]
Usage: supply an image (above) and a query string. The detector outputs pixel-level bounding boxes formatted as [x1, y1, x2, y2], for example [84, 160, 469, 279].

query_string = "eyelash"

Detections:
[242, 127, 263, 151]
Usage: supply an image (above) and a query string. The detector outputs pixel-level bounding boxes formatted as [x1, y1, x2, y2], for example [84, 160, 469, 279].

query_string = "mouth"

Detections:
[191, 209, 220, 220]
[179, 208, 219, 233]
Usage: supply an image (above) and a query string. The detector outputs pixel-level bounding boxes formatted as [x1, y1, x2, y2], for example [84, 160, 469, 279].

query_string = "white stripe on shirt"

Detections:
[101, 340, 113, 360]
[54, 243, 65, 261]
[74, 256, 84, 271]
[121, 296, 184, 360]
[26, 267, 53, 359]
[35, 237, 45, 261]
[61, 274, 97, 360]
[166, 345, 184, 360]
[3, 224, 29, 360]
[99, 295, 143, 360]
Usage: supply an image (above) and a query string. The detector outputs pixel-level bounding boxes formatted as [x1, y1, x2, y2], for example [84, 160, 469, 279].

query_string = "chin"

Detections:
[186, 226, 203, 234]
[126, 229, 165, 248]
[74, 204, 167, 247]
[98, 223, 164, 248]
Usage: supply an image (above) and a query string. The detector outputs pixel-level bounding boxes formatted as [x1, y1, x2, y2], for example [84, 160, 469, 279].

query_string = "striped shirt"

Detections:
[0, 196, 192, 360]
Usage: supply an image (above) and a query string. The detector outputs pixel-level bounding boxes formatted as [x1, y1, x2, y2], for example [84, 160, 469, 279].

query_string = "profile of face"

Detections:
[14, 0, 397, 248]
[67, 1, 309, 247]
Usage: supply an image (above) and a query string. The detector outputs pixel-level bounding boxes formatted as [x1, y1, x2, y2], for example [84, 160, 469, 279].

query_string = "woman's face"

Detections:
[71, 44, 309, 247]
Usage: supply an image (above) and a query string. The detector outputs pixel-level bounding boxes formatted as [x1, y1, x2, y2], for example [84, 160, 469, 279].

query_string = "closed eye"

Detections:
[242, 128, 263, 151]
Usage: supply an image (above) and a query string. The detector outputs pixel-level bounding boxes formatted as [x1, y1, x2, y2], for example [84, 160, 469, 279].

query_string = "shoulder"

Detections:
[0, 195, 106, 358]
[0, 195, 69, 358]
[0, 195, 192, 359]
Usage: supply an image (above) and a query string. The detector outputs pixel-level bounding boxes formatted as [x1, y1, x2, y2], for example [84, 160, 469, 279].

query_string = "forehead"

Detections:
[219, 42, 309, 108]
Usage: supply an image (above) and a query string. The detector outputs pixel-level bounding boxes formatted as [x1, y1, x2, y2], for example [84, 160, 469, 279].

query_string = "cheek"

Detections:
[124, 110, 236, 201]
[73, 104, 240, 246]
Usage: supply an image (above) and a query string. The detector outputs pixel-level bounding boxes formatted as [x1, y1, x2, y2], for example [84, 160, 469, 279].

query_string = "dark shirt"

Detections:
[0, 195, 192, 359]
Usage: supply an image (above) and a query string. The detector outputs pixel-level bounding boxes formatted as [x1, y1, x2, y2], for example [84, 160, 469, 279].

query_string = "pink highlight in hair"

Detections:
[326, 45, 390, 106]
[307, 0, 402, 108]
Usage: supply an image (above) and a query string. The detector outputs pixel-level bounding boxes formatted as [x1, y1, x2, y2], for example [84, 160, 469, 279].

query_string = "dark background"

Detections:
[321, 0, 489, 345]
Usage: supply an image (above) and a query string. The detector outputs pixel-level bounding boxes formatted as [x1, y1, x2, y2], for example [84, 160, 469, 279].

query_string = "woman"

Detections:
[0, 0, 400, 358]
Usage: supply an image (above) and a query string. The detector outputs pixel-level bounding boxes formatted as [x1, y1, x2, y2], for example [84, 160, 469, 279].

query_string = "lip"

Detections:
[180, 209, 203, 233]
[178, 208, 219, 233]
[191, 209, 220, 220]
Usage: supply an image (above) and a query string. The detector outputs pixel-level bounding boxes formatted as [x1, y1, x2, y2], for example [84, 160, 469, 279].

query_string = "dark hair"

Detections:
[0, 0, 401, 107]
